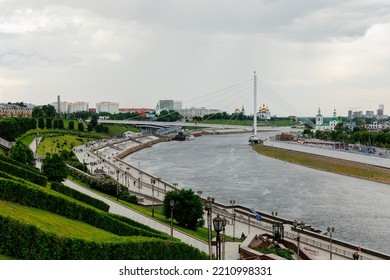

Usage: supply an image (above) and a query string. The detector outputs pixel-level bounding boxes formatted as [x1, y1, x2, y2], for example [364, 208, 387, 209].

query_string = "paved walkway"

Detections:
[64, 180, 207, 250]
[265, 139, 390, 168]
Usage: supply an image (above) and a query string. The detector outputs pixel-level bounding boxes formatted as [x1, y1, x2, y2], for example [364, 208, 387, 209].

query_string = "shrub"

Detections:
[51, 182, 110, 212]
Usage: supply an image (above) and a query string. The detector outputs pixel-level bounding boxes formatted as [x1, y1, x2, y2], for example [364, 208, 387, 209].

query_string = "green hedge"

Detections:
[0, 170, 41, 189]
[0, 215, 208, 260]
[108, 213, 165, 236]
[0, 178, 164, 239]
[51, 182, 110, 212]
[68, 168, 138, 204]
[0, 154, 41, 175]
[0, 158, 47, 186]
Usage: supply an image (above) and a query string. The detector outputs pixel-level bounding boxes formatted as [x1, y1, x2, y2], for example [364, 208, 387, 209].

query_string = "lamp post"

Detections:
[232, 213, 236, 241]
[126, 167, 130, 188]
[169, 199, 175, 239]
[327, 226, 335, 260]
[116, 169, 120, 201]
[221, 217, 227, 260]
[293, 220, 305, 260]
[213, 215, 224, 260]
[229, 200, 236, 241]
[204, 196, 215, 260]
[150, 178, 156, 218]
[272, 211, 278, 222]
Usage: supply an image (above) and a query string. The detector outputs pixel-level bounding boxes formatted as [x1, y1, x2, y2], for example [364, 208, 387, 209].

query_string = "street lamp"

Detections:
[327, 226, 335, 260]
[213, 215, 224, 260]
[293, 220, 305, 260]
[204, 196, 215, 260]
[229, 200, 236, 241]
[169, 199, 175, 239]
[126, 167, 130, 188]
[150, 178, 156, 218]
[232, 213, 236, 241]
[116, 169, 120, 201]
[221, 217, 228, 260]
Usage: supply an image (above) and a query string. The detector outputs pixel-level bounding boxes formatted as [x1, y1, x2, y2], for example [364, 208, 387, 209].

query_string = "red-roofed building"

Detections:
[119, 108, 155, 116]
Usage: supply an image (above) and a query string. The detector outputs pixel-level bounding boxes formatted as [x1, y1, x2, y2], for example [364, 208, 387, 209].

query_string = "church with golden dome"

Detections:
[258, 104, 271, 120]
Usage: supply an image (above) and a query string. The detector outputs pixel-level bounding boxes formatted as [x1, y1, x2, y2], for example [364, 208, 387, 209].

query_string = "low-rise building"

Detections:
[0, 104, 33, 118]
[179, 107, 220, 119]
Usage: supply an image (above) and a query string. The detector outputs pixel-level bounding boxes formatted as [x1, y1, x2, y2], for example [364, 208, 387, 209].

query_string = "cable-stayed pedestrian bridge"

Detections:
[98, 119, 258, 134]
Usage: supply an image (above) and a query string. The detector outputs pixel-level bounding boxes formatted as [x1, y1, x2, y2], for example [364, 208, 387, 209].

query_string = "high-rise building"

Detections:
[51, 101, 68, 114]
[377, 104, 384, 116]
[68, 102, 89, 113]
[159, 100, 174, 111]
[96, 102, 119, 114]
[173, 101, 182, 111]
[348, 110, 353, 120]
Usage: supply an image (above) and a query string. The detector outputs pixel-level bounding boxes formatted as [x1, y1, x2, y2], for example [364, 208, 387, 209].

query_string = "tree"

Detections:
[78, 122, 85, 132]
[68, 121, 75, 130]
[57, 119, 64, 129]
[42, 104, 56, 118]
[157, 110, 182, 122]
[162, 189, 204, 230]
[91, 114, 98, 127]
[41, 153, 68, 182]
[9, 141, 35, 165]
[38, 117, 45, 129]
[46, 118, 52, 129]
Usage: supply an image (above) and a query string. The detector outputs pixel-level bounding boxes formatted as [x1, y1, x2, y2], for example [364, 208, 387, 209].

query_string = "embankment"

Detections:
[253, 144, 390, 185]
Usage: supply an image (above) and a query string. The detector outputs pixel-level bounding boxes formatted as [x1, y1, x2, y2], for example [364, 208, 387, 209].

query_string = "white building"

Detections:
[315, 107, 340, 131]
[364, 121, 390, 133]
[51, 101, 68, 114]
[96, 102, 119, 114]
[173, 101, 182, 111]
[179, 107, 219, 119]
[68, 102, 89, 113]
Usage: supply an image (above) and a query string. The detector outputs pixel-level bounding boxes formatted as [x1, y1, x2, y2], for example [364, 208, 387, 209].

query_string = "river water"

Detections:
[124, 132, 390, 255]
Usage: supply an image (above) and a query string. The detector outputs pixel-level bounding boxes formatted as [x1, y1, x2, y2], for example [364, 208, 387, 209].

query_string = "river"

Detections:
[123, 132, 390, 255]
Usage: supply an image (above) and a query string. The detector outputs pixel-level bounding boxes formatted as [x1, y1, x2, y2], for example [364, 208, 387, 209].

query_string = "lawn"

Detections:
[36, 134, 93, 156]
[0, 200, 125, 242]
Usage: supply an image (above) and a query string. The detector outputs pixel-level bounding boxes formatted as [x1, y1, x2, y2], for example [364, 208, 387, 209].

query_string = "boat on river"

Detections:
[172, 131, 195, 141]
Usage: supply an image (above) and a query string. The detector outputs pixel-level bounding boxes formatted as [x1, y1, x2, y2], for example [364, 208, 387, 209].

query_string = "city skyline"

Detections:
[1, 1, 390, 116]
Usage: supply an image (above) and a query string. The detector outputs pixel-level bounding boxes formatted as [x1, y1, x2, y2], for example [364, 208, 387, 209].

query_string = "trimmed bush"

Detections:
[0, 159, 47, 186]
[0, 215, 208, 260]
[0, 178, 164, 239]
[0, 154, 40, 175]
[108, 213, 165, 236]
[51, 182, 110, 212]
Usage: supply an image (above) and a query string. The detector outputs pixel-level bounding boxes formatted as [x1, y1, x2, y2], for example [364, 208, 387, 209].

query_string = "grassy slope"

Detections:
[0, 200, 125, 242]
[253, 144, 390, 184]
[68, 177, 213, 242]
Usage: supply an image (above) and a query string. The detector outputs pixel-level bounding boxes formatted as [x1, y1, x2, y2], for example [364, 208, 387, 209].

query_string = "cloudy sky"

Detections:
[1, 0, 390, 117]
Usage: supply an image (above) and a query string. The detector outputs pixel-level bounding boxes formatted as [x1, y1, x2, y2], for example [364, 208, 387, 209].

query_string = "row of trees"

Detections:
[0, 118, 37, 141]
[305, 123, 390, 147]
